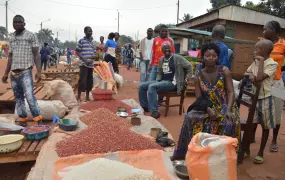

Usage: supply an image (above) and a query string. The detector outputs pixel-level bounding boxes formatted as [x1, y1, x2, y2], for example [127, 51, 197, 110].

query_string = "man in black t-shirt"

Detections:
[126, 44, 134, 70]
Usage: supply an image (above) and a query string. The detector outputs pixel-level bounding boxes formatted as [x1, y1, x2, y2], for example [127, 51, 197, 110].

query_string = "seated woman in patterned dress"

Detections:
[171, 43, 241, 161]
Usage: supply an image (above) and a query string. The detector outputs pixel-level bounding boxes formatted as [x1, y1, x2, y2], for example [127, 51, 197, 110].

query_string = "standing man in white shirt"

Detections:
[139, 28, 154, 82]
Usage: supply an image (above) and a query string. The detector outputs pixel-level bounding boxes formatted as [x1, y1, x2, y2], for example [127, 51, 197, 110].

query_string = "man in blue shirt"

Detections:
[40, 42, 50, 71]
[76, 26, 96, 102]
[212, 25, 230, 69]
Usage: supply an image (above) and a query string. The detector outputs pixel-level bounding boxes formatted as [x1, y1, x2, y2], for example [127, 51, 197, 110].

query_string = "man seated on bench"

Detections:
[138, 41, 192, 119]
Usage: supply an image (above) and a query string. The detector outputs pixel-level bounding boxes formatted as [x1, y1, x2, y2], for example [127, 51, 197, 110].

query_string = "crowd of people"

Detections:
[1, 14, 284, 166]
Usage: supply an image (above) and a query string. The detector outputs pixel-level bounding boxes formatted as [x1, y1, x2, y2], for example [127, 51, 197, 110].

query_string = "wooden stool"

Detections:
[158, 90, 185, 117]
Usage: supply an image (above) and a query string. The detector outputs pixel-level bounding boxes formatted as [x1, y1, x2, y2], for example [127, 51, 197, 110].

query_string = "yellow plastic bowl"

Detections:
[0, 134, 24, 153]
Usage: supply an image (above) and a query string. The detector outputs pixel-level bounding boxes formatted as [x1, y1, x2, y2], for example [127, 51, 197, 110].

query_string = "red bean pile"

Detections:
[80, 100, 132, 114]
[80, 108, 131, 128]
[92, 89, 113, 95]
[56, 120, 162, 157]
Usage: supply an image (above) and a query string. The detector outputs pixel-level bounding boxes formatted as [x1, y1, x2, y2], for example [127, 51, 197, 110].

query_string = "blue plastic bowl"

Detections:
[58, 119, 78, 131]
[23, 125, 51, 140]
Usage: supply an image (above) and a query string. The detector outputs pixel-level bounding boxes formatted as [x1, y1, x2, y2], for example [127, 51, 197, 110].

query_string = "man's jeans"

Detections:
[150, 65, 158, 81]
[135, 58, 141, 69]
[127, 58, 133, 68]
[11, 70, 41, 121]
[139, 80, 176, 112]
[123, 55, 127, 65]
[140, 60, 150, 82]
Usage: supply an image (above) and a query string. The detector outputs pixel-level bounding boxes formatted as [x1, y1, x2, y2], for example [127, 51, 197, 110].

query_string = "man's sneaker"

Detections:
[19, 121, 27, 127]
[142, 107, 149, 113]
[37, 120, 44, 125]
[151, 111, 161, 119]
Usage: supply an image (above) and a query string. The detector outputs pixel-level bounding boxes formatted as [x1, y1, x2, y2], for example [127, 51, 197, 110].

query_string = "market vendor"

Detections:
[1, 15, 43, 127]
[76, 26, 96, 102]
[138, 41, 192, 119]
[171, 43, 240, 161]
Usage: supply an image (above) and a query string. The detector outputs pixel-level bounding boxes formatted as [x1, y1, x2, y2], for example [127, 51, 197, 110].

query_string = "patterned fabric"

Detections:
[272, 79, 284, 125]
[173, 66, 240, 158]
[253, 96, 275, 129]
[9, 30, 39, 70]
[247, 58, 278, 99]
[76, 37, 96, 68]
[10, 69, 42, 121]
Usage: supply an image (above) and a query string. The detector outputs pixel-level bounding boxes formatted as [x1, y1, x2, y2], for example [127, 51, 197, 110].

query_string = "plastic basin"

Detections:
[174, 164, 189, 180]
[0, 134, 24, 153]
[23, 125, 51, 140]
[59, 119, 78, 131]
[0, 122, 24, 136]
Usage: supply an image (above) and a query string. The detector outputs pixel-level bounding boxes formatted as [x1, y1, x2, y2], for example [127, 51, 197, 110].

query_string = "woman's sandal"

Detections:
[270, 144, 279, 152]
[253, 156, 264, 164]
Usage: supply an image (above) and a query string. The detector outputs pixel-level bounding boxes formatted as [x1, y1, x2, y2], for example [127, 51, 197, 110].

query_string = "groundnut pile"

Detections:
[56, 119, 162, 157]
[80, 100, 132, 113]
[80, 108, 131, 128]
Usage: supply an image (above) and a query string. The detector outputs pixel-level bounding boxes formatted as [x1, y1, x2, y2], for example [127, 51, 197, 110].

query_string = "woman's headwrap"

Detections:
[162, 41, 172, 49]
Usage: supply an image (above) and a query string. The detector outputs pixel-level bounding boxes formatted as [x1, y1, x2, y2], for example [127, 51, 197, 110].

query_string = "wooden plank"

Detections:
[241, 89, 254, 98]
[26, 141, 39, 155]
[16, 141, 32, 156]
[34, 138, 47, 154]
[0, 154, 37, 163]
[240, 99, 252, 108]
[0, 89, 14, 100]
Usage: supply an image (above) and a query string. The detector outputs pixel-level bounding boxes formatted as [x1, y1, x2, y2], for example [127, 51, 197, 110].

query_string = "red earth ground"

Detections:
[0, 60, 284, 179]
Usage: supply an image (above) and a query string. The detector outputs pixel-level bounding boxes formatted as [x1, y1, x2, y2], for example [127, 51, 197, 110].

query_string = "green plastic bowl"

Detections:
[59, 119, 78, 131]
[23, 125, 50, 140]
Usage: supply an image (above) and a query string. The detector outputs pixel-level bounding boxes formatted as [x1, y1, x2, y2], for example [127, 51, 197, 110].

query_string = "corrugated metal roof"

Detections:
[168, 27, 256, 44]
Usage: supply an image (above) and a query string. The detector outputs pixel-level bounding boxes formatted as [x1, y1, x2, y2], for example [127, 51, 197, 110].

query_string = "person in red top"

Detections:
[149, 24, 175, 81]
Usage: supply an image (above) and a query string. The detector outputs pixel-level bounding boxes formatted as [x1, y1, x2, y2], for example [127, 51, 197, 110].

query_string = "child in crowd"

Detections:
[244, 39, 278, 164]
[212, 25, 230, 69]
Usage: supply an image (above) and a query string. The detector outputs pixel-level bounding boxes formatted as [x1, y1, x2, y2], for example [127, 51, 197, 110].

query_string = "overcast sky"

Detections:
[0, 0, 260, 42]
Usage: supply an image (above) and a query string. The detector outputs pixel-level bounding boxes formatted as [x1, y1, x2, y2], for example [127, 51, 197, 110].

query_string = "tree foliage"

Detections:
[36, 28, 54, 45]
[0, 26, 8, 40]
[181, 13, 193, 22]
[244, 0, 285, 18]
[210, 0, 241, 9]
[118, 35, 135, 45]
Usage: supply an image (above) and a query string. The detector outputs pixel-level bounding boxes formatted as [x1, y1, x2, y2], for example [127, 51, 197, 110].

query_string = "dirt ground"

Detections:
[0, 60, 284, 179]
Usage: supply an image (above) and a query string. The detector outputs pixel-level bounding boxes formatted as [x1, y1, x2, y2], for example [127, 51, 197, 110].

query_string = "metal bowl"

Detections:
[172, 160, 185, 167]
[116, 112, 128, 118]
[0, 134, 24, 153]
[0, 122, 24, 136]
[201, 137, 224, 147]
[174, 164, 189, 180]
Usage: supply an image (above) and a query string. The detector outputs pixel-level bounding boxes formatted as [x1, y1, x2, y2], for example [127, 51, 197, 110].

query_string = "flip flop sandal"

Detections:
[243, 152, 250, 159]
[254, 156, 264, 164]
[270, 144, 279, 152]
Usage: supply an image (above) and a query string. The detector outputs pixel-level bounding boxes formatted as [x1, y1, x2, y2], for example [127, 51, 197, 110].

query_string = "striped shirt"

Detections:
[9, 29, 39, 70]
[76, 37, 96, 68]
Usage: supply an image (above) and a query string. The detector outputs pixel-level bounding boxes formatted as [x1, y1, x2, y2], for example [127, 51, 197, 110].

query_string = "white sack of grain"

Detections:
[59, 61, 68, 65]
[15, 100, 68, 120]
[114, 73, 124, 88]
[58, 158, 156, 180]
[44, 80, 78, 109]
[232, 80, 240, 100]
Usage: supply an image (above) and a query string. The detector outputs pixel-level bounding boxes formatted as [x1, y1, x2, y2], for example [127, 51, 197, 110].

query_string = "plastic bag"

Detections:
[15, 100, 68, 121]
[186, 133, 238, 180]
[44, 80, 78, 109]
[114, 73, 124, 88]
[53, 149, 177, 180]
[232, 80, 240, 100]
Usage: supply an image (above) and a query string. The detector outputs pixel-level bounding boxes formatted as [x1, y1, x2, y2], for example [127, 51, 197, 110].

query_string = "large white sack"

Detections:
[44, 80, 78, 109]
[232, 80, 240, 100]
[15, 100, 68, 120]
[114, 73, 124, 88]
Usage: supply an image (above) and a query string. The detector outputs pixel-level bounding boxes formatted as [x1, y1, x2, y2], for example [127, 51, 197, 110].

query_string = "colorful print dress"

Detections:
[173, 66, 240, 158]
